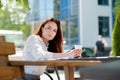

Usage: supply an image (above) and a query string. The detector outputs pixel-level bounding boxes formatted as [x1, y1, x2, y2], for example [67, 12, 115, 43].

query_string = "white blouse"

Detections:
[23, 34, 53, 75]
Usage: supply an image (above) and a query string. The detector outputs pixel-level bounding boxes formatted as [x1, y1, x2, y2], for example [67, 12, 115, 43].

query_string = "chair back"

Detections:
[0, 36, 24, 80]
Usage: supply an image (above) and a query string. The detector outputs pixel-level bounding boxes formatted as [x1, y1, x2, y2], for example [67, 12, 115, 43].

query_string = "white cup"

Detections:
[74, 45, 82, 58]
[74, 45, 82, 49]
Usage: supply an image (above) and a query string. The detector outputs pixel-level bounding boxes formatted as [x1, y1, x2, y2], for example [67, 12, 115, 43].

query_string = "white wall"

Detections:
[79, 0, 112, 47]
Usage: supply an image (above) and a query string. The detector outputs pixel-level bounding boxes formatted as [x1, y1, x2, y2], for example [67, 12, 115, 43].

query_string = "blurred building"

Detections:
[60, 0, 115, 48]
[60, 0, 79, 46]
[26, 0, 54, 33]
[26, 0, 115, 48]
[27, 0, 54, 23]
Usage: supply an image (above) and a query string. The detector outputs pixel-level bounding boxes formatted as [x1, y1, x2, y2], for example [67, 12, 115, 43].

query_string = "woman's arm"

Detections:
[52, 49, 82, 59]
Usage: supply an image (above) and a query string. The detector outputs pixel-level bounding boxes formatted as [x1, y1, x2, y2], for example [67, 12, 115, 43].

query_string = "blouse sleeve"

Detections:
[23, 35, 53, 60]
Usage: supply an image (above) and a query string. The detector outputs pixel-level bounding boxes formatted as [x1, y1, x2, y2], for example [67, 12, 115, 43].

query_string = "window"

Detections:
[98, 0, 109, 5]
[98, 16, 109, 37]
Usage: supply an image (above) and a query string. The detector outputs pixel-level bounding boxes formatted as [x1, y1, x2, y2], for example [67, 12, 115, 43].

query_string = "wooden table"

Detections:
[9, 59, 101, 80]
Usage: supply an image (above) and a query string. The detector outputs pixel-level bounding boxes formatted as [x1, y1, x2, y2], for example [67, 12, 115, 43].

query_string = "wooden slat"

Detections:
[0, 35, 6, 42]
[0, 66, 24, 80]
[0, 42, 15, 55]
[0, 56, 9, 66]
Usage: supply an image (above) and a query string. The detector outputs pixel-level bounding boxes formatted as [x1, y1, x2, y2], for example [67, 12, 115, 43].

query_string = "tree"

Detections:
[114, 0, 120, 16]
[112, 0, 120, 56]
[112, 14, 120, 56]
[0, 0, 31, 38]
[0, 0, 30, 9]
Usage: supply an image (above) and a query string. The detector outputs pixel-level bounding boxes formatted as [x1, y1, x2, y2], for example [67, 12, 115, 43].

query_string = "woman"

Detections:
[22, 18, 82, 80]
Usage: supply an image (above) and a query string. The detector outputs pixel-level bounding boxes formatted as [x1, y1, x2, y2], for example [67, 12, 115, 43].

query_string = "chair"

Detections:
[0, 36, 23, 80]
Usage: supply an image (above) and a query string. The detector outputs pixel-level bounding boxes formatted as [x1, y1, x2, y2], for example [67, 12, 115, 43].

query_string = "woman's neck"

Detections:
[41, 37, 48, 45]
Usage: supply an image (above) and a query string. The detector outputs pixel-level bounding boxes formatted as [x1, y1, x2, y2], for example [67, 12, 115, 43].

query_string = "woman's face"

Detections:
[42, 21, 58, 42]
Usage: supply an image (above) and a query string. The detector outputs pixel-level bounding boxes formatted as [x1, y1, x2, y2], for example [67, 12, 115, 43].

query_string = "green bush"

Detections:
[112, 14, 120, 56]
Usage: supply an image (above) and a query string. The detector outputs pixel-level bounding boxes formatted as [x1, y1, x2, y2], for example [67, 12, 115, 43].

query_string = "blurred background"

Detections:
[0, 0, 117, 55]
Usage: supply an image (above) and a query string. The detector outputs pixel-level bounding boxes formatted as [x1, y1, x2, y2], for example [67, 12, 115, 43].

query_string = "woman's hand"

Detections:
[69, 49, 82, 58]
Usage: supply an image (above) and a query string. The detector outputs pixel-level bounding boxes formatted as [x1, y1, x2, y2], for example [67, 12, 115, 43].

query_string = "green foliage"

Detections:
[112, 14, 120, 56]
[114, 0, 120, 15]
[0, 0, 2, 8]
[0, 9, 31, 38]
[16, 0, 31, 10]
[0, 0, 30, 10]
[112, 0, 120, 56]
[20, 23, 31, 38]
[0, 0, 31, 38]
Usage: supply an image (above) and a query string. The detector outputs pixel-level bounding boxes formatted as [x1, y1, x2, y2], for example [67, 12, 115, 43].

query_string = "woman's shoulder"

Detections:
[28, 34, 40, 39]
[27, 34, 42, 42]
[25, 34, 37, 42]
[27, 34, 36, 40]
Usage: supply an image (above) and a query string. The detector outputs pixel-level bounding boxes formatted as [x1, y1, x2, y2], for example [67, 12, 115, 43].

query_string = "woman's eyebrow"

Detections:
[48, 24, 57, 30]
[46, 24, 52, 28]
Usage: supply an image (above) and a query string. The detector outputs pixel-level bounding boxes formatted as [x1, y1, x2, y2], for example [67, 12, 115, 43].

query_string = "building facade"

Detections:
[60, 0, 79, 45]
[26, 0, 54, 33]
[27, 0, 54, 23]
[60, 0, 114, 48]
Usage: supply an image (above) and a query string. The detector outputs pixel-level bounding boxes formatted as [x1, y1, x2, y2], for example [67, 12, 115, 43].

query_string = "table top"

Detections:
[60, 56, 120, 62]
[9, 56, 120, 66]
[10, 59, 101, 66]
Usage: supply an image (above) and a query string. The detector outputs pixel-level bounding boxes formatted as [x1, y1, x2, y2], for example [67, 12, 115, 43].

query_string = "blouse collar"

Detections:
[36, 35, 49, 47]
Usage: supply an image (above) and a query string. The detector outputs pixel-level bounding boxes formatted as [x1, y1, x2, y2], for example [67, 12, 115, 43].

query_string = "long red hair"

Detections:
[34, 18, 63, 53]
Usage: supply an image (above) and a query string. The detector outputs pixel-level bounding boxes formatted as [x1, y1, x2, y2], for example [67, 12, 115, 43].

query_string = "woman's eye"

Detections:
[47, 26, 51, 29]
[45, 26, 50, 30]
[53, 30, 57, 32]
[47, 27, 50, 29]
